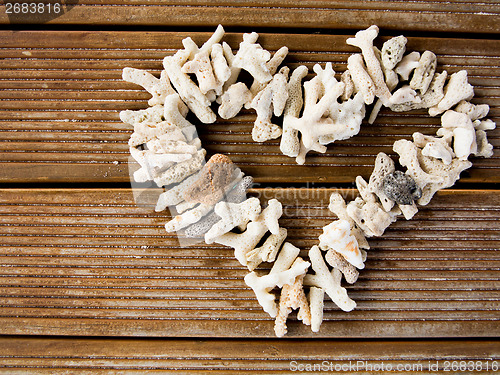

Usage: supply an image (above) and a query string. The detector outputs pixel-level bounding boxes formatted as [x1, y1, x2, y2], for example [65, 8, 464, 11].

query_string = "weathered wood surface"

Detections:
[0, 188, 498, 338]
[0, 337, 498, 374]
[1, 3, 499, 369]
[0, 31, 498, 183]
[0, 0, 499, 34]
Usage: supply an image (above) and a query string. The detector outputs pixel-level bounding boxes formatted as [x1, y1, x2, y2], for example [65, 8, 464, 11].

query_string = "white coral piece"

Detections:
[393, 139, 472, 205]
[128, 120, 186, 147]
[429, 70, 474, 116]
[246, 227, 288, 271]
[221, 42, 242, 92]
[308, 287, 325, 333]
[164, 203, 213, 232]
[211, 199, 283, 266]
[248, 46, 289, 102]
[152, 149, 207, 187]
[455, 100, 490, 121]
[244, 257, 310, 318]
[120, 105, 165, 128]
[233, 32, 273, 84]
[410, 50, 437, 94]
[475, 130, 494, 158]
[367, 152, 396, 211]
[122, 68, 175, 106]
[346, 197, 399, 238]
[283, 72, 345, 165]
[346, 25, 392, 106]
[413, 132, 455, 165]
[163, 50, 216, 124]
[390, 71, 447, 112]
[347, 53, 375, 105]
[381, 35, 407, 71]
[155, 173, 200, 211]
[274, 259, 311, 337]
[395, 51, 420, 81]
[204, 197, 262, 244]
[218, 82, 252, 119]
[250, 67, 289, 142]
[181, 48, 222, 95]
[270, 242, 301, 274]
[441, 110, 477, 160]
[279, 65, 309, 158]
[303, 245, 356, 312]
[163, 25, 226, 124]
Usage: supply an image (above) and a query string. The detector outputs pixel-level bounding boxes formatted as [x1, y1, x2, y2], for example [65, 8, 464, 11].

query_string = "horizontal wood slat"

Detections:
[0, 337, 498, 374]
[0, 31, 498, 184]
[0, 188, 498, 338]
[0, 1, 499, 34]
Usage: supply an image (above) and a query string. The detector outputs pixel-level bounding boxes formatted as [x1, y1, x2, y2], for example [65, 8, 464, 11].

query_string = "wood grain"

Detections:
[0, 0, 499, 34]
[0, 337, 498, 374]
[0, 2, 499, 370]
[0, 31, 498, 184]
[0, 188, 498, 338]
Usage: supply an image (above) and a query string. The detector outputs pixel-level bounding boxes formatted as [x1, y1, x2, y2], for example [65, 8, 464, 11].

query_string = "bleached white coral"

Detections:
[381, 35, 407, 71]
[162, 26, 228, 123]
[429, 70, 474, 116]
[204, 197, 262, 244]
[390, 71, 447, 112]
[413, 132, 455, 165]
[441, 110, 477, 160]
[279, 65, 308, 158]
[393, 139, 472, 205]
[244, 257, 310, 317]
[282, 71, 345, 164]
[248, 46, 289, 101]
[346, 196, 399, 238]
[395, 51, 420, 81]
[250, 67, 289, 142]
[153, 149, 206, 187]
[303, 245, 356, 312]
[328, 193, 370, 249]
[367, 152, 396, 211]
[346, 25, 392, 106]
[347, 53, 375, 105]
[274, 263, 311, 337]
[455, 100, 490, 121]
[122, 68, 175, 106]
[163, 49, 216, 124]
[211, 199, 283, 266]
[128, 120, 185, 147]
[218, 82, 252, 119]
[120, 105, 165, 128]
[308, 287, 325, 333]
[410, 50, 437, 94]
[246, 227, 288, 271]
[233, 32, 273, 84]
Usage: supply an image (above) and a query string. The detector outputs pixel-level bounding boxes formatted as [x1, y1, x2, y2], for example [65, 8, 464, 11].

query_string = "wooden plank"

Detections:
[0, 337, 498, 374]
[0, 188, 498, 338]
[0, 31, 498, 183]
[0, 0, 499, 34]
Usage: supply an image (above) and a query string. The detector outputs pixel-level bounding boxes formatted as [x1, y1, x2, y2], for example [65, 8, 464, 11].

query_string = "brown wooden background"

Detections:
[0, 1, 499, 373]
